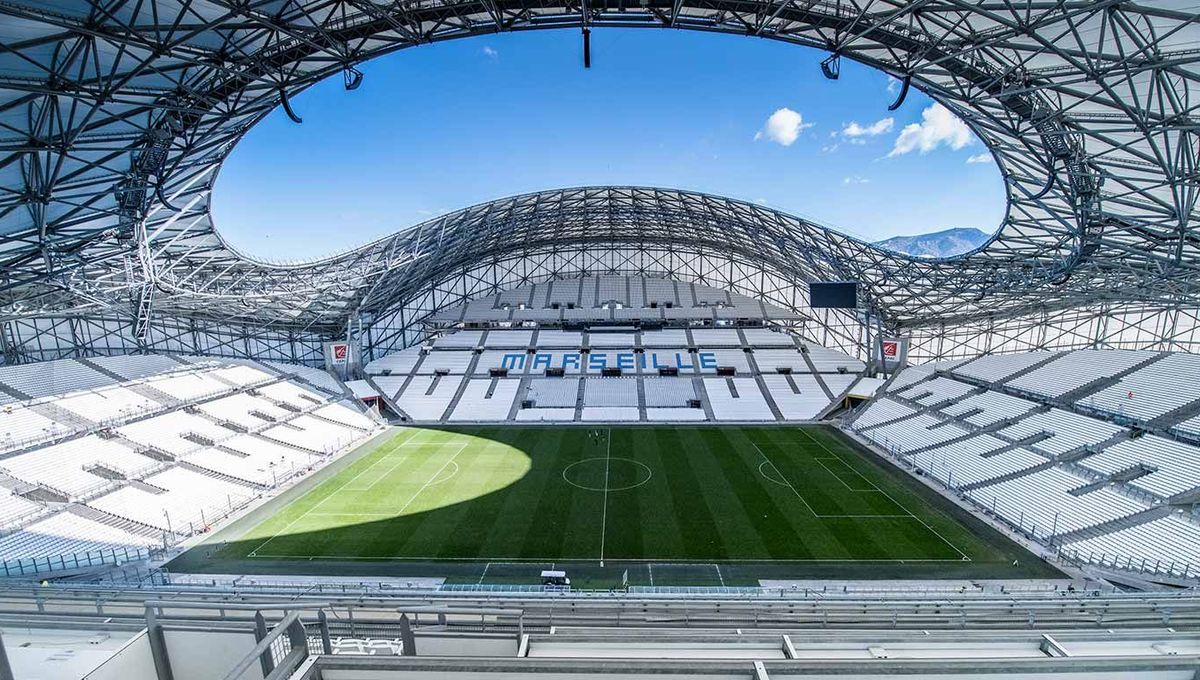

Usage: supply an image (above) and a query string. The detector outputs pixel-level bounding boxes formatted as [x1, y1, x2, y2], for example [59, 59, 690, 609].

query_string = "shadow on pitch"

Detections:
[171, 424, 619, 571]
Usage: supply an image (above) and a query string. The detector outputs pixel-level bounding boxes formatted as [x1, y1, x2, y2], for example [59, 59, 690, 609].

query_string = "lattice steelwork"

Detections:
[0, 1, 1196, 365]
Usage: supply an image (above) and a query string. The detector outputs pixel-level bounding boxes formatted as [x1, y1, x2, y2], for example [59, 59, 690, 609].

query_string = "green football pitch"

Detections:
[173, 425, 1060, 586]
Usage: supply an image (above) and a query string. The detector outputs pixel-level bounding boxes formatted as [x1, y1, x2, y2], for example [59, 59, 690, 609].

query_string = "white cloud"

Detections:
[482, 46, 498, 59]
[886, 77, 901, 94]
[821, 143, 840, 154]
[842, 176, 870, 185]
[887, 104, 974, 157]
[841, 117, 894, 139]
[754, 108, 812, 146]
[966, 153, 991, 164]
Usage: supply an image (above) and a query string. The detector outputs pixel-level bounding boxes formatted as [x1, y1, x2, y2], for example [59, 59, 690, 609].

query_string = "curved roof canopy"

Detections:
[0, 0, 1196, 334]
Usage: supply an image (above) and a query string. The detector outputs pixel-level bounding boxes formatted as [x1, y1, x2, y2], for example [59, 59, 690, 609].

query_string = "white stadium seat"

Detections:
[448, 380, 520, 421]
[704, 378, 774, 421]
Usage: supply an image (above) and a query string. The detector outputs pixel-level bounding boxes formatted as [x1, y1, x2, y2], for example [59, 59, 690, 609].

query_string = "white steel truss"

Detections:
[0, 1, 1196, 364]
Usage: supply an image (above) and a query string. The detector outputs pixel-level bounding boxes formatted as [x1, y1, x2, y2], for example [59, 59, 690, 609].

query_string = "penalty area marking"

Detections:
[428, 460, 460, 486]
[246, 435, 459, 558]
[813, 457, 880, 492]
[245, 428, 425, 556]
[754, 442, 936, 520]
[795, 428, 972, 562]
[758, 461, 791, 488]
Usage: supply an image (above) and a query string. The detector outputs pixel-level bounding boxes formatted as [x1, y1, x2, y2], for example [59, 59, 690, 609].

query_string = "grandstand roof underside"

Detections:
[0, 1, 1197, 339]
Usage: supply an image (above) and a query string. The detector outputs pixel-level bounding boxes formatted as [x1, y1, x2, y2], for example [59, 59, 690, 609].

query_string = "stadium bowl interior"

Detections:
[0, 2, 1198, 679]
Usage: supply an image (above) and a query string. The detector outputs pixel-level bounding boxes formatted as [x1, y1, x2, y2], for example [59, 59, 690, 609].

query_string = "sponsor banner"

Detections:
[501, 351, 717, 372]
[323, 341, 357, 378]
[879, 337, 907, 369]
[330, 342, 350, 365]
[881, 339, 900, 360]
[331, 342, 350, 364]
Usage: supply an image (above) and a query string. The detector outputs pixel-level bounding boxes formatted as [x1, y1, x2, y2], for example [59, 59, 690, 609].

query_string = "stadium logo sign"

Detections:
[881, 340, 899, 359]
[501, 351, 717, 371]
[329, 342, 350, 365]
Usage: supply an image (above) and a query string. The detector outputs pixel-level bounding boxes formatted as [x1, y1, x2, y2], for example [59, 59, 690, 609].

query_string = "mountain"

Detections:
[874, 227, 989, 258]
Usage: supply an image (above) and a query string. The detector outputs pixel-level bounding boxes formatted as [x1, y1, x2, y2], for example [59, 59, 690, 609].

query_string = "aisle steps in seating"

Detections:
[983, 432, 1055, 458]
[0, 381, 31, 402]
[178, 460, 266, 489]
[19, 485, 68, 504]
[85, 464, 128, 481]
[507, 379, 529, 421]
[956, 460, 1056, 492]
[904, 426, 993, 456]
[753, 373, 785, 422]
[693, 378, 718, 421]
[855, 399, 922, 431]
[441, 352, 483, 421]
[316, 410, 372, 433]
[74, 357, 133, 384]
[1053, 505, 1175, 545]
[251, 432, 317, 455]
[1067, 463, 1155, 497]
[574, 378, 586, 421]
[1056, 352, 1172, 404]
[26, 402, 96, 430]
[122, 380, 183, 407]
[128, 441, 176, 462]
[987, 353, 1064, 386]
[127, 478, 169, 495]
[1148, 395, 1200, 430]
[67, 504, 163, 540]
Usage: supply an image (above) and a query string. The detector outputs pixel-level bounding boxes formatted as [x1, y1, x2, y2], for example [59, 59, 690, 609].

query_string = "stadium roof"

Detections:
[0, 1, 1196, 342]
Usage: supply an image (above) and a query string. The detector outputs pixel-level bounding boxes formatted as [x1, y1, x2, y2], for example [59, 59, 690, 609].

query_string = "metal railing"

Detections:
[1057, 546, 1197, 581]
[0, 546, 160, 578]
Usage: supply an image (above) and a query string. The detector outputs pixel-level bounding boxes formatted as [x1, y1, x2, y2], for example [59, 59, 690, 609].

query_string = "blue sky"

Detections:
[213, 29, 1005, 261]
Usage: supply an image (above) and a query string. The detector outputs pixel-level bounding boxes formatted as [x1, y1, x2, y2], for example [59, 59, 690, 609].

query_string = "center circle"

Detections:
[562, 457, 653, 492]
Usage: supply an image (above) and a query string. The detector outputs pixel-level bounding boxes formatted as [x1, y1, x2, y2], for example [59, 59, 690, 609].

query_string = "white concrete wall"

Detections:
[82, 630, 157, 680]
[165, 629, 262, 680]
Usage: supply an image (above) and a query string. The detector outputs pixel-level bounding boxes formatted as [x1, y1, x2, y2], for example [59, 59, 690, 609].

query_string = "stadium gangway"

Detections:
[17, 584, 1200, 633]
[110, 598, 1200, 680]
[0, 546, 161, 578]
[1057, 546, 1197, 581]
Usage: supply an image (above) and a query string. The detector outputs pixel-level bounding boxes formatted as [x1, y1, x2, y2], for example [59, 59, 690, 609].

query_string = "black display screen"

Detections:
[809, 281, 858, 309]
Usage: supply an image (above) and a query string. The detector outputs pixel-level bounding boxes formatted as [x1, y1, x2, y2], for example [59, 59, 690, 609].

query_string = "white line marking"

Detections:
[752, 438, 943, 519]
[307, 512, 406, 518]
[428, 460, 460, 486]
[478, 562, 491, 585]
[813, 457, 879, 492]
[247, 428, 424, 556]
[600, 428, 611, 567]
[797, 428, 971, 561]
[749, 440, 819, 517]
[757, 461, 791, 488]
[714, 563, 725, 587]
[392, 443, 468, 518]
[355, 455, 415, 492]
[562, 457, 652, 492]
[248, 553, 968, 563]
